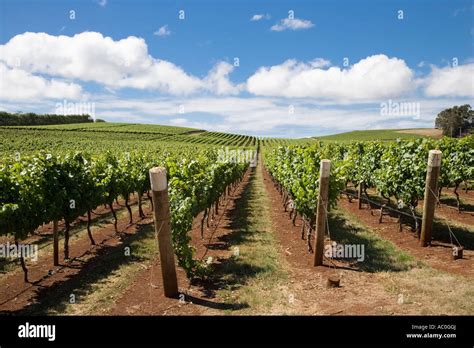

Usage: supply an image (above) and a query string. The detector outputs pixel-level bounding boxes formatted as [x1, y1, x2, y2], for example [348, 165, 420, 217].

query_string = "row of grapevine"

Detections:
[264, 135, 473, 244]
[0, 128, 208, 155]
[335, 136, 474, 216]
[0, 148, 248, 280]
[14, 122, 200, 135]
[0, 126, 258, 151]
[264, 145, 345, 250]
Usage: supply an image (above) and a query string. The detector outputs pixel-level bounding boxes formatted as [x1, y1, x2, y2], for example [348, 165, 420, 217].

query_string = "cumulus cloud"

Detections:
[75, 95, 452, 136]
[0, 62, 83, 101]
[422, 63, 474, 98]
[271, 18, 314, 31]
[204, 62, 242, 95]
[0, 31, 240, 96]
[153, 25, 171, 37]
[251, 14, 270, 21]
[2, 91, 469, 136]
[1, 29, 471, 129]
[246, 54, 415, 102]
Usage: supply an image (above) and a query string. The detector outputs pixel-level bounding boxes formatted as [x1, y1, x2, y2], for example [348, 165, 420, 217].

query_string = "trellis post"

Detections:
[314, 160, 331, 266]
[149, 167, 178, 297]
[420, 150, 442, 247]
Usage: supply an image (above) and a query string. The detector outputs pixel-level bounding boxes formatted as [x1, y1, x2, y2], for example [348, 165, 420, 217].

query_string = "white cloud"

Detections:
[98, 0, 107, 7]
[76, 95, 460, 136]
[423, 63, 474, 98]
[2, 92, 470, 136]
[0, 31, 239, 96]
[204, 62, 242, 95]
[0, 62, 83, 101]
[251, 14, 270, 21]
[271, 18, 314, 31]
[1, 30, 471, 134]
[169, 117, 187, 125]
[153, 25, 171, 37]
[246, 54, 415, 102]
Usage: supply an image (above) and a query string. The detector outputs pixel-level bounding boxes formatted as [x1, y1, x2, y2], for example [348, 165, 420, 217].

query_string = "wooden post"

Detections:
[358, 183, 363, 209]
[314, 160, 331, 266]
[420, 150, 442, 247]
[149, 167, 178, 298]
[53, 220, 59, 266]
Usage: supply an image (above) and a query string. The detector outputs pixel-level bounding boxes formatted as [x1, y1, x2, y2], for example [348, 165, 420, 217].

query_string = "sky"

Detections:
[0, 0, 473, 137]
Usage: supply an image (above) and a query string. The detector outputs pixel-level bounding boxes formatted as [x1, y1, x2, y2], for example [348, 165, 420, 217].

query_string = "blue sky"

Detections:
[0, 0, 473, 136]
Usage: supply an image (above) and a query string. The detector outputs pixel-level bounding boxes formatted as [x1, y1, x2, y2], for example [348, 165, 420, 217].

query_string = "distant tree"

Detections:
[0, 112, 95, 126]
[435, 104, 473, 137]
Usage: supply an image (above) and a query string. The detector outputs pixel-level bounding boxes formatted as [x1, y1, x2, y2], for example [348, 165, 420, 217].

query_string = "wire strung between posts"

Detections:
[341, 189, 422, 221]
[342, 187, 463, 248]
[427, 186, 462, 248]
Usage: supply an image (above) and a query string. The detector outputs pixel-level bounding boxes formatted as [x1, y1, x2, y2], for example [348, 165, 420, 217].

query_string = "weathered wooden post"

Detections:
[149, 167, 178, 298]
[358, 183, 363, 209]
[420, 150, 442, 247]
[53, 220, 59, 266]
[314, 160, 331, 266]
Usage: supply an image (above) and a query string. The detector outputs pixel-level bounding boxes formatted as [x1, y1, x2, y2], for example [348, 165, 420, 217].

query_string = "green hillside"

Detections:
[315, 129, 442, 142]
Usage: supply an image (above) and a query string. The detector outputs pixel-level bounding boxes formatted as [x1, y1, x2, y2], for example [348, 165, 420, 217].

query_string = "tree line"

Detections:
[0, 112, 101, 126]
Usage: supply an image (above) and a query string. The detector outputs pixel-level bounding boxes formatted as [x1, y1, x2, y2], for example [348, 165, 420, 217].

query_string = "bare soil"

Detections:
[396, 128, 443, 138]
[107, 169, 254, 315]
[1, 163, 472, 316]
[0, 201, 151, 314]
[338, 198, 473, 277]
[0, 195, 141, 246]
[261, 168, 404, 315]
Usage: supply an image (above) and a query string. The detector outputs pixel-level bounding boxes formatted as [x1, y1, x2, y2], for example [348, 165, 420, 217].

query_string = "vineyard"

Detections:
[0, 124, 473, 316]
[1, 123, 257, 148]
[265, 136, 473, 235]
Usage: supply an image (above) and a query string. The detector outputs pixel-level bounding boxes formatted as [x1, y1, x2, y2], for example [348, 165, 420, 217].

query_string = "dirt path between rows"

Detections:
[2, 159, 472, 316]
[107, 169, 253, 315]
[338, 198, 473, 277]
[261, 167, 409, 315]
[0, 201, 152, 314]
[0, 196, 143, 247]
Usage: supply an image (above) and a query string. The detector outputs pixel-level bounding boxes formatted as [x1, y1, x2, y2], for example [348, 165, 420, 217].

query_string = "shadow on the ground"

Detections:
[190, 167, 268, 310]
[439, 196, 474, 212]
[327, 211, 415, 273]
[0, 197, 146, 273]
[431, 219, 474, 251]
[1, 168, 275, 314]
[0, 221, 152, 315]
[344, 189, 474, 251]
[182, 294, 248, 310]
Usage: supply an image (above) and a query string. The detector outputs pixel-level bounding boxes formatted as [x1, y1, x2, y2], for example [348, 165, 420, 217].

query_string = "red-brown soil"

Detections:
[107, 169, 253, 315]
[1, 164, 472, 316]
[338, 197, 473, 277]
[0, 199, 151, 314]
